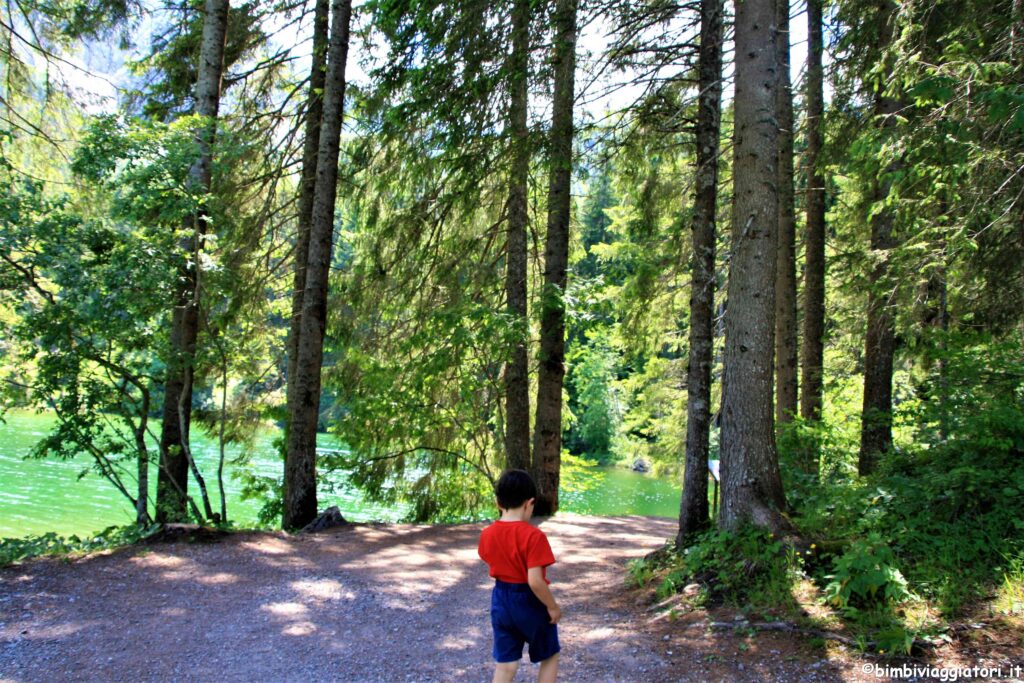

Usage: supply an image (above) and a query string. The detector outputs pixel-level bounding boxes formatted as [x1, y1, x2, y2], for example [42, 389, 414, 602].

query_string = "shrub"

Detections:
[0, 525, 155, 566]
[824, 533, 913, 610]
[633, 527, 802, 610]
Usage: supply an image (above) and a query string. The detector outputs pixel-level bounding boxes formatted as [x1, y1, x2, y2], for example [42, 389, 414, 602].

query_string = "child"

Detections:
[478, 469, 562, 683]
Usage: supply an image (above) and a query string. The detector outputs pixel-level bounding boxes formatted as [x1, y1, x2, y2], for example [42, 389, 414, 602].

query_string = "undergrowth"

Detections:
[0, 525, 156, 566]
[0, 519, 255, 566]
[628, 526, 802, 613]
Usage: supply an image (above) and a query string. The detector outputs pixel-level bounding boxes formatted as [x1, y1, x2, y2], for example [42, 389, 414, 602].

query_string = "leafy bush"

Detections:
[626, 556, 656, 588]
[679, 527, 800, 608]
[824, 533, 913, 610]
[791, 333, 1024, 616]
[0, 525, 155, 566]
[630, 527, 801, 610]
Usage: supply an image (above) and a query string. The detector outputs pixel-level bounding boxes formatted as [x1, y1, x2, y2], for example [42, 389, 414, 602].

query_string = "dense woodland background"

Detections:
[2, 0, 1023, 653]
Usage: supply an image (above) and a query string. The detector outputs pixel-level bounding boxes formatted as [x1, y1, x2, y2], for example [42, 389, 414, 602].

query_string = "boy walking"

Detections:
[478, 469, 562, 683]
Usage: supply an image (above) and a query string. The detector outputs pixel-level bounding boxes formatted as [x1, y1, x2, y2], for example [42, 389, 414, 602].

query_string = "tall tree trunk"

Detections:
[286, 0, 330, 419]
[504, 0, 531, 472]
[774, 0, 798, 427]
[800, 0, 826, 436]
[532, 0, 577, 516]
[858, 175, 897, 474]
[858, 7, 901, 477]
[677, 0, 724, 545]
[1013, 0, 1023, 57]
[918, 244, 949, 438]
[136, 390, 151, 525]
[283, 0, 353, 530]
[718, 0, 790, 533]
[156, 0, 230, 523]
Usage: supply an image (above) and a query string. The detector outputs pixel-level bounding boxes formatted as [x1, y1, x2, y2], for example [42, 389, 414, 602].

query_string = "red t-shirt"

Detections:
[478, 520, 556, 584]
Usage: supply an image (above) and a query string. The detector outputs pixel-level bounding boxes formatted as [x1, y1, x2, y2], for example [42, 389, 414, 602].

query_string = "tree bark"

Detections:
[677, 0, 724, 545]
[156, 0, 230, 523]
[286, 0, 330, 418]
[136, 390, 151, 525]
[283, 0, 352, 530]
[504, 0, 531, 472]
[858, 178, 897, 475]
[858, 8, 901, 477]
[1013, 0, 1023, 57]
[532, 0, 577, 516]
[800, 0, 826, 435]
[774, 0, 798, 427]
[718, 0, 789, 533]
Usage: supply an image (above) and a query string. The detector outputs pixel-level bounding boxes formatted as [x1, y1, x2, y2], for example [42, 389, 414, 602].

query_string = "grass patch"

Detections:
[995, 553, 1024, 617]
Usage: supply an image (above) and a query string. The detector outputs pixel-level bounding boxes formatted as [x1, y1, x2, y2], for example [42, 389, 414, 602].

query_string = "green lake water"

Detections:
[0, 410, 681, 539]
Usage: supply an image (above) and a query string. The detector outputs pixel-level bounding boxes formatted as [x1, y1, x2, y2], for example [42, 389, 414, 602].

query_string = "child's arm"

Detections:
[527, 566, 562, 624]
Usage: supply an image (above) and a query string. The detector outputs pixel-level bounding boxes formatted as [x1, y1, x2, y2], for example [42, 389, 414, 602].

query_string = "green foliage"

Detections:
[0, 146, 174, 517]
[566, 336, 621, 459]
[676, 527, 800, 609]
[0, 525, 155, 566]
[632, 528, 801, 611]
[824, 533, 913, 611]
[125, 0, 268, 121]
[625, 556, 656, 588]
[791, 332, 1024, 616]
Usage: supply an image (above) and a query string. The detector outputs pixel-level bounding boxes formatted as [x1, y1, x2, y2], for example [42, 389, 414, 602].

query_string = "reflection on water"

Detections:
[0, 411, 681, 539]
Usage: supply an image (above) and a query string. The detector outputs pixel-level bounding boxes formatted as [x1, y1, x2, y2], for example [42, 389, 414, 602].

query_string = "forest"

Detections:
[1, 0, 1023, 664]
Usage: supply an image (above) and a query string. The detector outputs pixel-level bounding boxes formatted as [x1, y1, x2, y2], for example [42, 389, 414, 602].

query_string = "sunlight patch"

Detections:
[241, 538, 294, 555]
[290, 578, 351, 602]
[130, 553, 187, 568]
[197, 572, 239, 586]
[282, 622, 317, 636]
[261, 601, 309, 617]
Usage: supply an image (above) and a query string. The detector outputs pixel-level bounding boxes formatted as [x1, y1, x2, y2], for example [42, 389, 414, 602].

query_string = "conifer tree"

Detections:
[284, 0, 353, 529]
[677, 0, 724, 543]
[504, 0, 532, 472]
[800, 0, 826, 437]
[533, 0, 578, 515]
[858, 1, 901, 477]
[718, 0, 789, 532]
[156, 0, 231, 522]
[774, 0, 798, 426]
[286, 0, 330, 420]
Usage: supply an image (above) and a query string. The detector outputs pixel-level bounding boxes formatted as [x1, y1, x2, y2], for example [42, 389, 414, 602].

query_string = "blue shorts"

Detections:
[490, 580, 561, 664]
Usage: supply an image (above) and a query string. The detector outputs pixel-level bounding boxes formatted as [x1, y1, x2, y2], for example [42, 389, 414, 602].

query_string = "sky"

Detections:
[56, 0, 822, 121]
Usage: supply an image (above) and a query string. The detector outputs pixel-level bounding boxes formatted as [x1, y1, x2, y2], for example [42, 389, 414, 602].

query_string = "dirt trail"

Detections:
[0, 514, 970, 682]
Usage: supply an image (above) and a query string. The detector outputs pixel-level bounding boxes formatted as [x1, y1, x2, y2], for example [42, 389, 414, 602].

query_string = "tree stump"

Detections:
[300, 506, 348, 533]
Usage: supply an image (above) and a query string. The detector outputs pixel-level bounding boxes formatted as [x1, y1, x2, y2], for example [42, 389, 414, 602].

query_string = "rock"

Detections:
[301, 506, 349, 533]
[631, 458, 650, 473]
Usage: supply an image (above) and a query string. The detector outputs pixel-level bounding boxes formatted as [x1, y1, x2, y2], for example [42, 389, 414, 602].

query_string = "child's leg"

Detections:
[537, 653, 559, 683]
[493, 661, 519, 683]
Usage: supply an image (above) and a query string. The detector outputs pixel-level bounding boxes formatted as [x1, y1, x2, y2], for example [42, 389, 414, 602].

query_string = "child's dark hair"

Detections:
[495, 469, 537, 509]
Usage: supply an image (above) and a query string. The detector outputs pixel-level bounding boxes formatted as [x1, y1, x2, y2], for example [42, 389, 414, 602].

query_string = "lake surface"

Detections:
[0, 410, 681, 539]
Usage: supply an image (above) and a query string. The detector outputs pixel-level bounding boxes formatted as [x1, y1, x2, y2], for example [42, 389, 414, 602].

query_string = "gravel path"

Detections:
[1, 514, 993, 682]
[0, 515, 679, 682]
